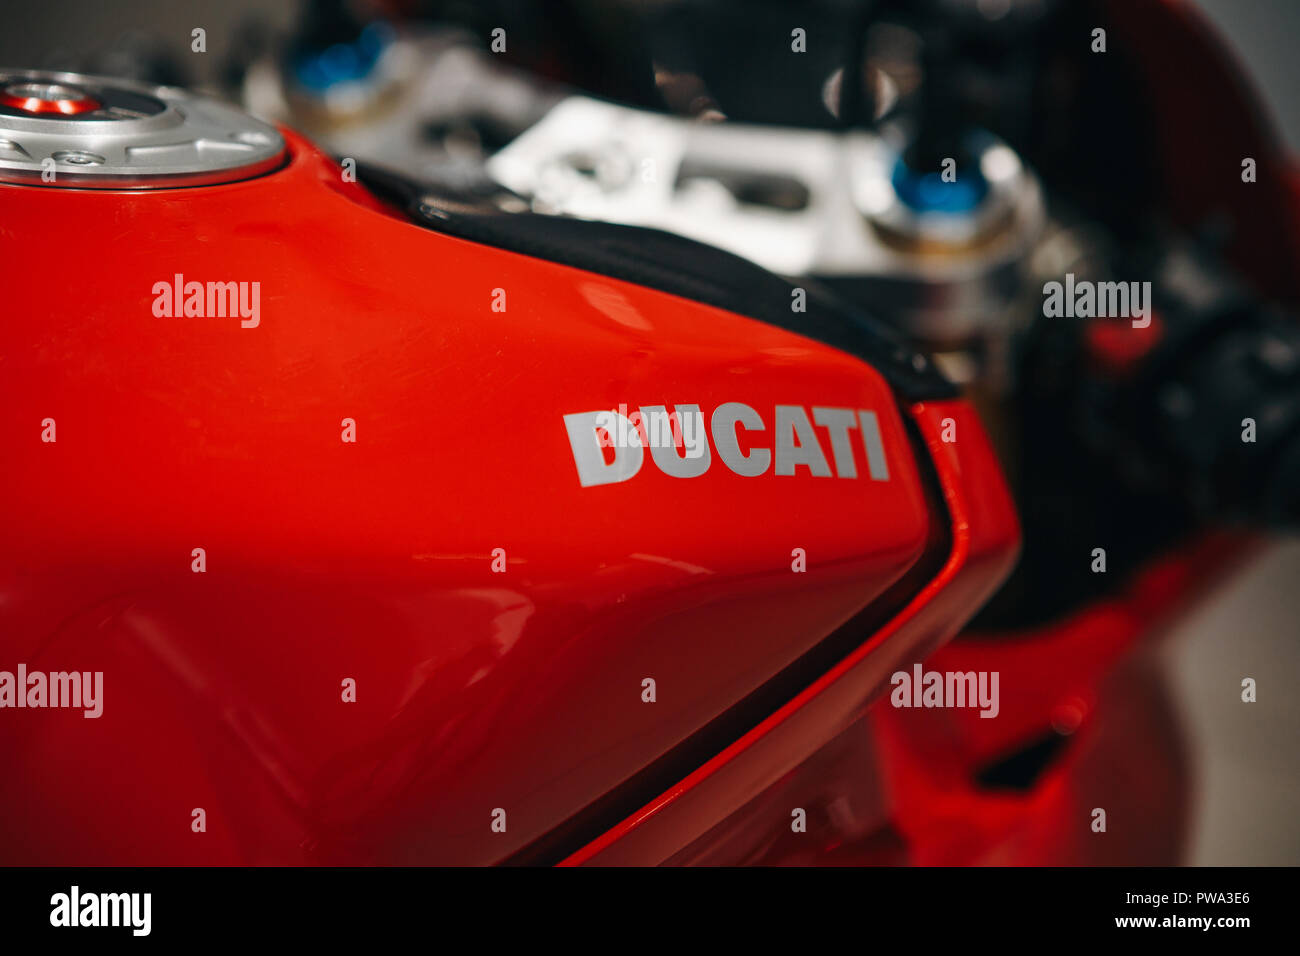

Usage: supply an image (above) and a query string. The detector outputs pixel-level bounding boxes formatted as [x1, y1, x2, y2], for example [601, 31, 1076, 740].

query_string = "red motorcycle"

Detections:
[1, 0, 1296, 866]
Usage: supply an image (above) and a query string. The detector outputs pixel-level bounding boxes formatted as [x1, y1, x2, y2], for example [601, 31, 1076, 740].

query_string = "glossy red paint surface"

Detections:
[1, 130, 943, 864]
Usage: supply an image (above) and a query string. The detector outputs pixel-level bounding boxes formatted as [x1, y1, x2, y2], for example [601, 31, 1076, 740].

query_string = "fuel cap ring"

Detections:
[0, 68, 287, 188]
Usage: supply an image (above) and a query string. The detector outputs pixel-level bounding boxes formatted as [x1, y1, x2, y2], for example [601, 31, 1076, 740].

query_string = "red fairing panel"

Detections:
[564, 400, 1020, 865]
[0, 130, 957, 865]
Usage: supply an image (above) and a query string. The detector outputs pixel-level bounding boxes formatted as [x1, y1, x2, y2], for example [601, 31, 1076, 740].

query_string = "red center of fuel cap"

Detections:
[1, 81, 101, 116]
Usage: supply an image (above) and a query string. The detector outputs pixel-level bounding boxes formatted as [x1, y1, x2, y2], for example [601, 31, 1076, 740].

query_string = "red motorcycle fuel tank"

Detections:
[0, 72, 1018, 864]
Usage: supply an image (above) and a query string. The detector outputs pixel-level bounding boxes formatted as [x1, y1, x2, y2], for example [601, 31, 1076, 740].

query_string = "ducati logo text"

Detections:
[564, 403, 891, 487]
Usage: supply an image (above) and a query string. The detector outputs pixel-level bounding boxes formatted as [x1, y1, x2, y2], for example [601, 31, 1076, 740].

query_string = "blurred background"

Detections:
[1150, 0, 1300, 867]
[4, 0, 1297, 864]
